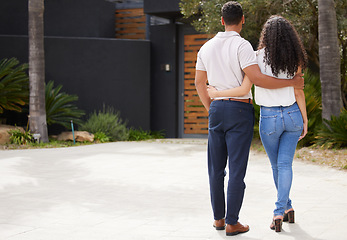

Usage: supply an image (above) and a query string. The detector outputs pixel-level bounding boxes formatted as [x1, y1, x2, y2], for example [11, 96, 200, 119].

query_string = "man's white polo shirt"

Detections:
[196, 31, 257, 100]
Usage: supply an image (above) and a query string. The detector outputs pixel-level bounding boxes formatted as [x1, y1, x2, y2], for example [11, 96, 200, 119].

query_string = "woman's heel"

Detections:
[288, 210, 294, 223]
[283, 210, 295, 223]
[274, 218, 283, 232]
[270, 216, 283, 232]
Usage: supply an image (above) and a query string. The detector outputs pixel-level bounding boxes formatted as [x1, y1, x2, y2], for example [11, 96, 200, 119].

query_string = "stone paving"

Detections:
[0, 139, 346, 240]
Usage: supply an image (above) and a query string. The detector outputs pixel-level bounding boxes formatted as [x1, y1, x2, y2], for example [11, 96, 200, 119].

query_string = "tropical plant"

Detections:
[45, 80, 85, 129]
[79, 106, 129, 141]
[29, 0, 48, 142]
[93, 131, 110, 143]
[8, 129, 34, 145]
[315, 109, 347, 148]
[128, 128, 164, 141]
[0, 58, 29, 113]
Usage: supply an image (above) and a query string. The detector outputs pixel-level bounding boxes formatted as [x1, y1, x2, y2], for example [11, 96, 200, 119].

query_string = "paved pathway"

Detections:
[0, 139, 346, 240]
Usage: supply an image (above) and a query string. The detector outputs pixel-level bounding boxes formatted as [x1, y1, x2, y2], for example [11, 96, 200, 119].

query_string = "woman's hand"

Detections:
[299, 121, 308, 141]
[207, 85, 218, 99]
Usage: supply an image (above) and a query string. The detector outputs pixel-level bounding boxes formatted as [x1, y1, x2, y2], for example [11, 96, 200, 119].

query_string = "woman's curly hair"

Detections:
[258, 15, 308, 78]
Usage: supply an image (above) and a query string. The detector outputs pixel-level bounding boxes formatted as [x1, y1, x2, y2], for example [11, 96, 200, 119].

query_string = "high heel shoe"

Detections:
[283, 209, 295, 223]
[270, 216, 283, 232]
[274, 218, 283, 232]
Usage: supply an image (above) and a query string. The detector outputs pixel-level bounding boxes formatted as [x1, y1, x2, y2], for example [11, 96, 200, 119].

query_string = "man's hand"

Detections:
[292, 73, 304, 89]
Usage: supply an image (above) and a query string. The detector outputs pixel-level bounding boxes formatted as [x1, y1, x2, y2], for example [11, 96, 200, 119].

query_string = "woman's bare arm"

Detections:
[294, 68, 308, 140]
[207, 76, 253, 98]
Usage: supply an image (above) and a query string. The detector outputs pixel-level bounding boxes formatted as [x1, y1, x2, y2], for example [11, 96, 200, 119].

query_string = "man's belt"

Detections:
[214, 98, 253, 104]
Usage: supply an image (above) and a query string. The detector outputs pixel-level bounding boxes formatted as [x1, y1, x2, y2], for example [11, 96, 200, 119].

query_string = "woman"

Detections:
[207, 15, 308, 232]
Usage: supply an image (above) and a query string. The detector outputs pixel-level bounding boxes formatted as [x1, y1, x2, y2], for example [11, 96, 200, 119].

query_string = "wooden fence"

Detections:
[115, 8, 146, 39]
[183, 34, 212, 134]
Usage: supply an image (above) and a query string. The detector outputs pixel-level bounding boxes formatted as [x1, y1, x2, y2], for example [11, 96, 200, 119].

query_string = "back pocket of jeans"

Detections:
[288, 109, 303, 130]
[260, 115, 277, 135]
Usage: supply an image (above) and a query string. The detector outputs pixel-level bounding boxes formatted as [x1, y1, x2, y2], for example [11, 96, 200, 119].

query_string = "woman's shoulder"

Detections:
[256, 48, 265, 56]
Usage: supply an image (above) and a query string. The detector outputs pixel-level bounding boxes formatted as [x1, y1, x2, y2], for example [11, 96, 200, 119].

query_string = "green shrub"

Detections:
[45, 81, 85, 129]
[314, 109, 347, 148]
[80, 106, 129, 141]
[94, 131, 110, 143]
[0, 58, 29, 113]
[128, 128, 164, 141]
[150, 130, 165, 139]
[8, 129, 34, 145]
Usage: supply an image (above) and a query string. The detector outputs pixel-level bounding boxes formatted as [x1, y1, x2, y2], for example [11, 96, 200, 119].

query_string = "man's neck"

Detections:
[224, 24, 242, 34]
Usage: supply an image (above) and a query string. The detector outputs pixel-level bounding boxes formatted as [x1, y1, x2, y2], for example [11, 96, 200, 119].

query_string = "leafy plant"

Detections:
[94, 131, 110, 143]
[79, 106, 129, 141]
[8, 129, 34, 145]
[45, 80, 85, 129]
[150, 130, 165, 139]
[128, 128, 164, 141]
[314, 109, 347, 148]
[0, 58, 29, 113]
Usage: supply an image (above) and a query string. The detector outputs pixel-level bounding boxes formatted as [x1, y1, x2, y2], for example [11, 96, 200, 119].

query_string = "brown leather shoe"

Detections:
[213, 219, 225, 230]
[226, 222, 249, 236]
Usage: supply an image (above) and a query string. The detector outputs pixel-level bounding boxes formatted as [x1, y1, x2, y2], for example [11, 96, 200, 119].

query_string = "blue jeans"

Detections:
[259, 103, 303, 216]
[208, 100, 254, 225]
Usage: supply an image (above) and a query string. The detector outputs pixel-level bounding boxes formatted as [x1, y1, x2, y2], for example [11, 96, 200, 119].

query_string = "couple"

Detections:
[195, 1, 308, 236]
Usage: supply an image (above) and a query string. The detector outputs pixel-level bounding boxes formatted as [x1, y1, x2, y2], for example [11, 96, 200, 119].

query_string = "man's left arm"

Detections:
[244, 64, 304, 89]
[195, 70, 211, 111]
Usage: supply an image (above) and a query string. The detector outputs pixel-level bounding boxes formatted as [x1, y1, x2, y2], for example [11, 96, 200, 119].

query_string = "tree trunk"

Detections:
[28, 0, 49, 142]
[318, 0, 343, 120]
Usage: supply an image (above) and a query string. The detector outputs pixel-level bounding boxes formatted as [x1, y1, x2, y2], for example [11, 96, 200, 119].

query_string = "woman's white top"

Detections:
[254, 48, 296, 107]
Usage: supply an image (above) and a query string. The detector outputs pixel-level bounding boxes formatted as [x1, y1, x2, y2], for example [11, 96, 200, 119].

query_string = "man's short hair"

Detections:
[221, 1, 243, 26]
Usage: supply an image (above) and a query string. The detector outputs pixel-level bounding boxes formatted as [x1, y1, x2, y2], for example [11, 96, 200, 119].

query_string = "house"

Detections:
[0, 0, 210, 138]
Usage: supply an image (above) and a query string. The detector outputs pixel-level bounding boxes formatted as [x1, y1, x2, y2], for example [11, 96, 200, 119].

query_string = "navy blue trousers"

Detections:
[208, 100, 254, 225]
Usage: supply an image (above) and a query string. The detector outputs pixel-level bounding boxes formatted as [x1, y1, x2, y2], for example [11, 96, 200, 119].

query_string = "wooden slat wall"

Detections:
[184, 34, 212, 134]
[115, 8, 146, 39]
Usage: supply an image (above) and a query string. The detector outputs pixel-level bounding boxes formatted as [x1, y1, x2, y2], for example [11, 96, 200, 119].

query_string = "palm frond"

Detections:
[0, 58, 29, 113]
[45, 80, 85, 129]
[315, 109, 347, 148]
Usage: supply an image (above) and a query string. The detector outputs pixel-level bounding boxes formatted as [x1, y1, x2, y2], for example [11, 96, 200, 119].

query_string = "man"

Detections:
[195, 1, 304, 236]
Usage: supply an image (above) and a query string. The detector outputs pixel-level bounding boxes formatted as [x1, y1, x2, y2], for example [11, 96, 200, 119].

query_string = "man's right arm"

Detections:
[195, 70, 211, 111]
[243, 64, 304, 89]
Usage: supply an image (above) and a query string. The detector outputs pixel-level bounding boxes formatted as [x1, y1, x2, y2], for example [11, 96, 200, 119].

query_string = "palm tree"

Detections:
[28, 0, 49, 142]
[318, 0, 343, 120]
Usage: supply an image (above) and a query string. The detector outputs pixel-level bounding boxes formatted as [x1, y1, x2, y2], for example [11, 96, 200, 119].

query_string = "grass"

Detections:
[294, 146, 347, 170]
[251, 138, 266, 153]
[1, 139, 92, 150]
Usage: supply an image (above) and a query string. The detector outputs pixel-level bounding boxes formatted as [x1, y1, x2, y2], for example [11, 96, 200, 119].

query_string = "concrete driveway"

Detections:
[0, 139, 346, 240]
